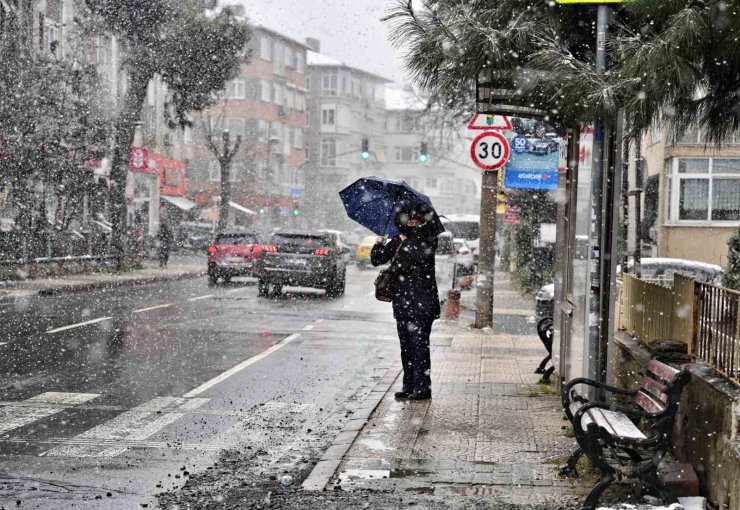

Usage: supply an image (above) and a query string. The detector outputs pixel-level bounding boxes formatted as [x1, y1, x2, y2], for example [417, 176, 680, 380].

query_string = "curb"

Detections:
[0, 270, 205, 302]
[302, 361, 403, 491]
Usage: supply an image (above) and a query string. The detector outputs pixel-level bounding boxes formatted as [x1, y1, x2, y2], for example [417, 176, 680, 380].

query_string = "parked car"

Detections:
[355, 235, 377, 268]
[621, 257, 724, 285]
[207, 229, 263, 285]
[453, 238, 475, 276]
[257, 230, 347, 298]
[179, 221, 214, 251]
[441, 214, 480, 261]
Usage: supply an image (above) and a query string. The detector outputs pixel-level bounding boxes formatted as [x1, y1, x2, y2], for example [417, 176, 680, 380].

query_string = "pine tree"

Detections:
[723, 227, 740, 290]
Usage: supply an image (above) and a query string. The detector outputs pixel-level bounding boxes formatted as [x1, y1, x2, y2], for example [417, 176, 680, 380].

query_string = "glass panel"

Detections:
[678, 179, 709, 220]
[711, 178, 740, 220]
[665, 174, 672, 221]
[712, 159, 740, 174]
[678, 159, 709, 173]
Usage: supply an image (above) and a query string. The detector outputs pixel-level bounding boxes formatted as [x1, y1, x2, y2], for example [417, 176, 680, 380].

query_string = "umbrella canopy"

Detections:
[338, 176, 445, 238]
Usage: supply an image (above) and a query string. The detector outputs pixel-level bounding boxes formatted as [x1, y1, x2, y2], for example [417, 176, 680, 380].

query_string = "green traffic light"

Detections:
[293, 209, 300, 216]
[360, 150, 370, 161]
[419, 153, 428, 163]
[259, 207, 265, 214]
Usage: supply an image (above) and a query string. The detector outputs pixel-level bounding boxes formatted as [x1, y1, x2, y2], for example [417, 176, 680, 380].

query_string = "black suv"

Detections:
[257, 230, 347, 298]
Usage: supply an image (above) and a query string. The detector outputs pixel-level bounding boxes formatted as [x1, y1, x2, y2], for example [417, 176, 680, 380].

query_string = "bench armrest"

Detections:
[562, 378, 638, 419]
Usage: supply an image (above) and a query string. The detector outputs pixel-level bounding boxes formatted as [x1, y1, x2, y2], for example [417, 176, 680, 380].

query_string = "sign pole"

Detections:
[475, 170, 498, 328]
[587, 4, 611, 387]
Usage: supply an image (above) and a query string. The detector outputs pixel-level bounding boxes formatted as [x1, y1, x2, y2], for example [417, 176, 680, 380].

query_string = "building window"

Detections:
[321, 138, 337, 166]
[295, 129, 304, 149]
[426, 177, 438, 188]
[260, 80, 271, 102]
[667, 157, 740, 223]
[322, 72, 338, 96]
[321, 108, 335, 126]
[394, 146, 415, 162]
[227, 118, 245, 137]
[226, 79, 246, 99]
[395, 114, 416, 132]
[260, 35, 272, 61]
[296, 53, 306, 73]
[208, 160, 220, 182]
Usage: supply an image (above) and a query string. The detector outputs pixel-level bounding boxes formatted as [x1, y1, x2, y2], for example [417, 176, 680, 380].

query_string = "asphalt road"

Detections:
[0, 262, 401, 509]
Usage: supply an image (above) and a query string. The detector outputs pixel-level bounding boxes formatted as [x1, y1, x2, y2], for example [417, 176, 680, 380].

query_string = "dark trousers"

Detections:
[396, 317, 433, 395]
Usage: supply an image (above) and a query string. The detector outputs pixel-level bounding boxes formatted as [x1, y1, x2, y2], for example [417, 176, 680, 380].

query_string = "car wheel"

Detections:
[270, 283, 283, 298]
[208, 272, 218, 286]
[223, 275, 232, 284]
[258, 279, 269, 297]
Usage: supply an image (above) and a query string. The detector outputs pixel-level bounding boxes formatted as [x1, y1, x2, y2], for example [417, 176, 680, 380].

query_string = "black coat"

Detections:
[371, 230, 440, 320]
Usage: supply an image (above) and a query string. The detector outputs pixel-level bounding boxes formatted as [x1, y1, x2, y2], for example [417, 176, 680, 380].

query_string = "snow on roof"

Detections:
[306, 50, 344, 67]
[306, 50, 392, 82]
[384, 86, 427, 111]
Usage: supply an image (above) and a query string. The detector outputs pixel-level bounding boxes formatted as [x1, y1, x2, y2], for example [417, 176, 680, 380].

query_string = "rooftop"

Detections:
[306, 50, 392, 83]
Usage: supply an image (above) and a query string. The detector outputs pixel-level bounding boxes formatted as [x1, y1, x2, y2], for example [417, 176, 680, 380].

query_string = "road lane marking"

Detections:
[46, 317, 112, 334]
[0, 392, 99, 435]
[0, 342, 7, 346]
[188, 294, 213, 302]
[132, 303, 172, 314]
[303, 325, 314, 331]
[184, 333, 302, 398]
[5, 437, 223, 452]
[42, 397, 209, 458]
[226, 287, 251, 294]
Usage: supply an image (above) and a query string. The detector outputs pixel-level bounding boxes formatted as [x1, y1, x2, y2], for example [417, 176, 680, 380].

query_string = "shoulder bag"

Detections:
[374, 242, 403, 302]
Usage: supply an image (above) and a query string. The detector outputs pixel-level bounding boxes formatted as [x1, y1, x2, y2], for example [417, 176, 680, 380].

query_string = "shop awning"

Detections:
[162, 195, 197, 211]
[229, 201, 257, 215]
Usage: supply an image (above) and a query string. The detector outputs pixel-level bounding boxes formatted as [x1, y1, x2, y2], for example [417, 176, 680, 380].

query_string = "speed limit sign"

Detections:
[470, 131, 510, 171]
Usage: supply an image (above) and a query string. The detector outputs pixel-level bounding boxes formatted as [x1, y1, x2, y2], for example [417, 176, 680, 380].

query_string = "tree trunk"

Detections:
[109, 70, 151, 268]
[218, 158, 231, 233]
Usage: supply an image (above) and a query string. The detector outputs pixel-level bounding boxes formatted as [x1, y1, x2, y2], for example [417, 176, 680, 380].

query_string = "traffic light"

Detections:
[259, 207, 266, 215]
[292, 202, 300, 216]
[419, 142, 428, 163]
[360, 138, 370, 160]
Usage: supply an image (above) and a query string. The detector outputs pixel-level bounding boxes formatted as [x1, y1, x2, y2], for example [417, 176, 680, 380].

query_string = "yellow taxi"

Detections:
[356, 235, 377, 268]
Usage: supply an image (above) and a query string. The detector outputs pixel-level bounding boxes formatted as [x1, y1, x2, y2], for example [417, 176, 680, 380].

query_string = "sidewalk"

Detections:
[303, 272, 592, 507]
[0, 253, 205, 301]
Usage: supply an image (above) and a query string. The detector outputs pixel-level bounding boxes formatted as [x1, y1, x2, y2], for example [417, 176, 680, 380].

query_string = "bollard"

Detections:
[444, 288, 461, 320]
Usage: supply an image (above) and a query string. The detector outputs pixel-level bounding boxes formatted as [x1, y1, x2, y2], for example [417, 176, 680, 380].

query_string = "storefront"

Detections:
[126, 147, 160, 236]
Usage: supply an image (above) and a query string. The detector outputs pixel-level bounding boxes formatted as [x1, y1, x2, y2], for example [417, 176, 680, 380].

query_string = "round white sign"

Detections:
[470, 131, 510, 171]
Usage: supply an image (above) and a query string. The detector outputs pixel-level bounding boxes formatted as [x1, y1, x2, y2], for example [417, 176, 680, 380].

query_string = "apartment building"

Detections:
[304, 38, 390, 229]
[640, 128, 740, 267]
[382, 86, 480, 217]
[186, 20, 308, 226]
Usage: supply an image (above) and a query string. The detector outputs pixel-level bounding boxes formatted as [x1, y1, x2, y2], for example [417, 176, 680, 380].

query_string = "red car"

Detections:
[207, 230, 263, 285]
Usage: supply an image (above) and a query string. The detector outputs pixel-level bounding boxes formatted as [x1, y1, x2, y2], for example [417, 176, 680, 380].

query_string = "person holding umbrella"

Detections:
[371, 203, 440, 400]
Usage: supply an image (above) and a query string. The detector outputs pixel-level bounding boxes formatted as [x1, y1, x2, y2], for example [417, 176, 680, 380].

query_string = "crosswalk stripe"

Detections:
[0, 392, 99, 435]
[42, 397, 209, 458]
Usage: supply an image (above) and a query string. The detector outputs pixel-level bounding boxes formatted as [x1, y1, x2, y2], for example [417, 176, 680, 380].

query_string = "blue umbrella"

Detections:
[338, 176, 445, 237]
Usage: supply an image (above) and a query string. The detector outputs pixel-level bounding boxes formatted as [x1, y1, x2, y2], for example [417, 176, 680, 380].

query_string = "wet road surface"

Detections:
[0, 263, 401, 509]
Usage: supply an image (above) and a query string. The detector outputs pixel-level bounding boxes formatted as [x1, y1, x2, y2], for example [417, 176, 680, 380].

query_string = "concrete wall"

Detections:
[659, 226, 736, 266]
[611, 333, 740, 510]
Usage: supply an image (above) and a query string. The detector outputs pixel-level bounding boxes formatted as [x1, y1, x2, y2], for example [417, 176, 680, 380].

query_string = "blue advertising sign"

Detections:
[503, 134, 559, 190]
[289, 187, 304, 199]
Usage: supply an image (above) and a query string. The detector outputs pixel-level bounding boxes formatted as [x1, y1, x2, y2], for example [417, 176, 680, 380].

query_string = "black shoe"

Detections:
[394, 391, 411, 400]
[407, 392, 432, 400]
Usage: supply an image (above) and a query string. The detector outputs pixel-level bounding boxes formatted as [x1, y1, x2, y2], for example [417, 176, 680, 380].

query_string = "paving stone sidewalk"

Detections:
[0, 253, 204, 301]
[303, 272, 592, 507]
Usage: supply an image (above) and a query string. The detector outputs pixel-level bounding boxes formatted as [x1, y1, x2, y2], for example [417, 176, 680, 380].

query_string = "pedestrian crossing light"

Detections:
[419, 142, 428, 163]
[360, 138, 370, 161]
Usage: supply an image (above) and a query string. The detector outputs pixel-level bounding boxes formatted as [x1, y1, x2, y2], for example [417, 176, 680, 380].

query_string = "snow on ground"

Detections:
[598, 497, 705, 510]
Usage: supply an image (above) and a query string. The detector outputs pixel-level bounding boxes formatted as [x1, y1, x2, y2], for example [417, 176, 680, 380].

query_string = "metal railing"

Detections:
[694, 282, 740, 379]
[620, 274, 674, 344]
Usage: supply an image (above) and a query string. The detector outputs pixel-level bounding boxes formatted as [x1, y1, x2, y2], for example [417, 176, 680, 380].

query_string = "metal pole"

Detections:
[587, 4, 611, 386]
[475, 170, 498, 329]
[634, 139, 643, 278]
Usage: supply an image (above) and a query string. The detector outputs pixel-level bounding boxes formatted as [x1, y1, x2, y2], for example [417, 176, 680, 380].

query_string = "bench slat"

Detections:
[582, 408, 647, 440]
[639, 375, 669, 405]
[634, 390, 666, 414]
[647, 359, 680, 384]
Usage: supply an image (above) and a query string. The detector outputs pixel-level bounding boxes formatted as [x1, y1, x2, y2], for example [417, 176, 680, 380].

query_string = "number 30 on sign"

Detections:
[470, 131, 510, 171]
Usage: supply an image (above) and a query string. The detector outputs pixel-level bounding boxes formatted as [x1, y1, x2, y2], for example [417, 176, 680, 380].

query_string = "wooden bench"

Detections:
[560, 359, 692, 510]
